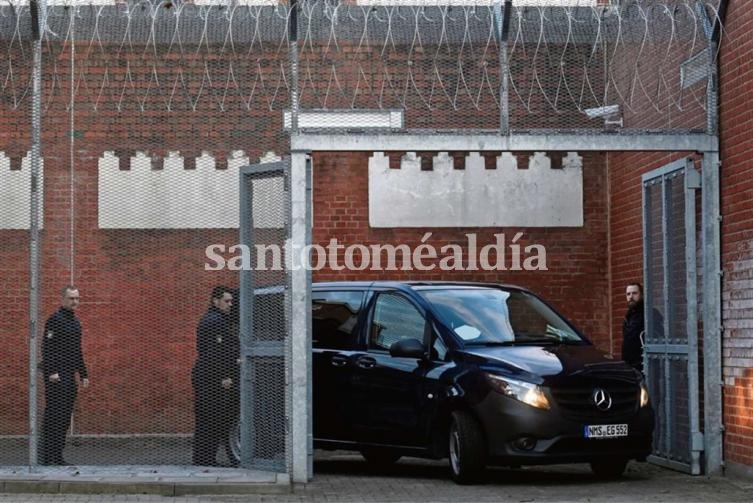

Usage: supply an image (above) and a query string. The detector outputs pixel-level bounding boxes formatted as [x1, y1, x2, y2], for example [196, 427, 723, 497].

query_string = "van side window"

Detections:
[312, 291, 364, 350]
[370, 293, 426, 351]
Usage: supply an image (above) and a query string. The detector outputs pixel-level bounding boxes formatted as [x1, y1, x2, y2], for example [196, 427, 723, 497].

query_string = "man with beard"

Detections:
[622, 282, 645, 373]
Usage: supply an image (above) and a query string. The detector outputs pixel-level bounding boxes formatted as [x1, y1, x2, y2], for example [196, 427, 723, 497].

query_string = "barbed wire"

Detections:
[0, 1, 722, 131]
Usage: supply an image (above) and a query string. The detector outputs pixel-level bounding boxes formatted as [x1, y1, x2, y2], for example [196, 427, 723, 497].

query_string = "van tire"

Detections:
[448, 411, 487, 484]
[360, 447, 401, 467]
[590, 458, 628, 479]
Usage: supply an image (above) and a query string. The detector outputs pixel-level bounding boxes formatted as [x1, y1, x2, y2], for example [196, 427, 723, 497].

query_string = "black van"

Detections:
[232, 281, 654, 483]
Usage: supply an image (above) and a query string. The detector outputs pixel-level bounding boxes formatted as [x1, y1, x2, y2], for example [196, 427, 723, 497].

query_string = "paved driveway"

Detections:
[1, 451, 751, 503]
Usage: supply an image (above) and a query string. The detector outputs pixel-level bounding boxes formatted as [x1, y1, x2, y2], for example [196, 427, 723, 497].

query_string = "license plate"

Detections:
[584, 424, 628, 439]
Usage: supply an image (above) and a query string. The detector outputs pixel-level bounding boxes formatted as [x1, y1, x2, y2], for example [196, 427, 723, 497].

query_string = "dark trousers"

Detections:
[40, 376, 77, 464]
[192, 378, 238, 466]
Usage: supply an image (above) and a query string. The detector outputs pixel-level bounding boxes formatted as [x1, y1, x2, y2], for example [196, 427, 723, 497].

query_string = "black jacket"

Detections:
[41, 307, 88, 380]
[192, 306, 239, 386]
[622, 300, 645, 372]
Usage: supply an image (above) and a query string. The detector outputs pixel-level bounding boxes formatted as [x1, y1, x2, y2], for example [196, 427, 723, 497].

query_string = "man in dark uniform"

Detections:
[622, 282, 645, 373]
[192, 286, 239, 466]
[39, 285, 89, 466]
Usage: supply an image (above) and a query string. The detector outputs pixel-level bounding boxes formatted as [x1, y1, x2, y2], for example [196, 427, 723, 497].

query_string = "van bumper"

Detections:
[475, 393, 655, 465]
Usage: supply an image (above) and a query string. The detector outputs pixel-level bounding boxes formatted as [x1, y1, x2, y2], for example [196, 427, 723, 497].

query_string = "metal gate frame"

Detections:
[642, 158, 703, 474]
[289, 135, 723, 479]
[239, 160, 293, 474]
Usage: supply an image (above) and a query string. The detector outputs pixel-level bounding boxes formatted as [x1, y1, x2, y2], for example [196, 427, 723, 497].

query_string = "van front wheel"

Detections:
[448, 411, 487, 484]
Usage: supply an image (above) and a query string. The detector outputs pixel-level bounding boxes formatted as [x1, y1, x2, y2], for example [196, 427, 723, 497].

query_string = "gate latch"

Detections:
[686, 168, 702, 190]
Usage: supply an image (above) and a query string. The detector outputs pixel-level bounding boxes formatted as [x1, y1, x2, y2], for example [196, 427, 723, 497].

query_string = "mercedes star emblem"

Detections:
[592, 388, 613, 411]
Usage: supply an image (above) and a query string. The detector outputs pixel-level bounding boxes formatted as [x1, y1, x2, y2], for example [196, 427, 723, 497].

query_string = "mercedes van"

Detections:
[233, 281, 654, 484]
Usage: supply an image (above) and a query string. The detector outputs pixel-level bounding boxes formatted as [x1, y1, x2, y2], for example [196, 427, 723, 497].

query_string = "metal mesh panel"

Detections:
[647, 355, 667, 458]
[0, 218, 32, 466]
[643, 161, 700, 474]
[645, 181, 665, 344]
[667, 173, 688, 345]
[649, 354, 691, 463]
[240, 165, 290, 473]
[250, 356, 286, 465]
[668, 356, 691, 464]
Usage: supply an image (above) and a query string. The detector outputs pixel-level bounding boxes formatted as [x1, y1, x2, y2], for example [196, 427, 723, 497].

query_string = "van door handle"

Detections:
[331, 355, 349, 367]
[355, 356, 376, 370]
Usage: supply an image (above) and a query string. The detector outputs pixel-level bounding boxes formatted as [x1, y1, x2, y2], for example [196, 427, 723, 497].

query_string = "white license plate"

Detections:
[584, 424, 628, 439]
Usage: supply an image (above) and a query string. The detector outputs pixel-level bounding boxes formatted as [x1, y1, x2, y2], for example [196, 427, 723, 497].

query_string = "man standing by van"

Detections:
[622, 282, 645, 373]
[192, 286, 239, 466]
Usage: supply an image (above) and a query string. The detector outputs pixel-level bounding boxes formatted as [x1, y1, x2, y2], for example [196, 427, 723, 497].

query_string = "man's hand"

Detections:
[221, 378, 233, 389]
[49, 373, 60, 383]
[82, 378, 90, 388]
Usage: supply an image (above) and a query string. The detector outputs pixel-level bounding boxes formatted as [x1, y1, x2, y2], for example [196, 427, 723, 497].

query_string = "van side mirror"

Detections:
[389, 338, 426, 359]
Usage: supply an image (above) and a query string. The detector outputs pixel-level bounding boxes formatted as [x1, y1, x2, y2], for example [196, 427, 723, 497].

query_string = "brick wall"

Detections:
[718, 0, 753, 469]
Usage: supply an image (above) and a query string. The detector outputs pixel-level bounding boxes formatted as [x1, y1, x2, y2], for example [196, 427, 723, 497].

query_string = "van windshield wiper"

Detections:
[469, 340, 543, 347]
[463, 341, 516, 347]
[518, 337, 584, 345]
[467, 338, 585, 347]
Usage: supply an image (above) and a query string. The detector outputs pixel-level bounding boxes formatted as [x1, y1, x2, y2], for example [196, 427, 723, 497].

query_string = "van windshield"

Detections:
[422, 288, 585, 346]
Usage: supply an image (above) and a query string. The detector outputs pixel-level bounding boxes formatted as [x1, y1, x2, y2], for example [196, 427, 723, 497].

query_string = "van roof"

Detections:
[312, 280, 530, 293]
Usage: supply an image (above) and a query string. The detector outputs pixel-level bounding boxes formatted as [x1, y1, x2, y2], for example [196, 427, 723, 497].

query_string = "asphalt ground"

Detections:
[1, 449, 752, 503]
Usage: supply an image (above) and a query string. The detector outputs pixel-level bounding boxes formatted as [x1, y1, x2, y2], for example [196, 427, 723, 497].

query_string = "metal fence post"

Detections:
[28, 0, 46, 468]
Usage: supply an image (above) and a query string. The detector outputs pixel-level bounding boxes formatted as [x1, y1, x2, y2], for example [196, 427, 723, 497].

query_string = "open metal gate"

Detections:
[642, 158, 703, 474]
[238, 160, 292, 473]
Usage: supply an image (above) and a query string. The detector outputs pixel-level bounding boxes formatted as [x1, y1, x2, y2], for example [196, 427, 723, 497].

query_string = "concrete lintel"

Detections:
[290, 133, 718, 153]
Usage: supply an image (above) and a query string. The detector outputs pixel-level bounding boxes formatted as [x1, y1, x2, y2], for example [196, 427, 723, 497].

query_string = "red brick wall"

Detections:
[718, 0, 753, 469]
[311, 151, 611, 349]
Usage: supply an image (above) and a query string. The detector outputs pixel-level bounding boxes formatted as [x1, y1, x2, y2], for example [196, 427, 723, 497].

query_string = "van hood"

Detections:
[456, 344, 634, 382]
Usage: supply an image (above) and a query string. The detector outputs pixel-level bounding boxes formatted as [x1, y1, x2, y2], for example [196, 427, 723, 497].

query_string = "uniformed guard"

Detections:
[192, 286, 239, 466]
[39, 285, 90, 465]
[622, 282, 645, 373]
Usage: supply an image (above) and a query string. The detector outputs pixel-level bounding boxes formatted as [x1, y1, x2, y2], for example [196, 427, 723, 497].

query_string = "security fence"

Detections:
[0, 0, 722, 476]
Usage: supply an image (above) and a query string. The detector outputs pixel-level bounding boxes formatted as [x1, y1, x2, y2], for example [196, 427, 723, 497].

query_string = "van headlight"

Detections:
[640, 380, 650, 408]
[484, 373, 550, 410]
